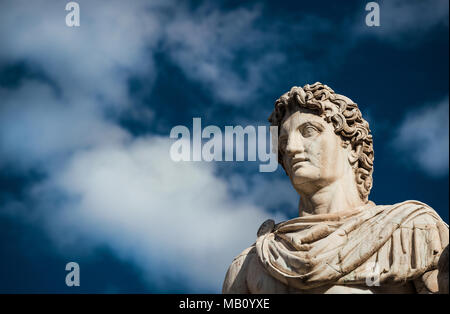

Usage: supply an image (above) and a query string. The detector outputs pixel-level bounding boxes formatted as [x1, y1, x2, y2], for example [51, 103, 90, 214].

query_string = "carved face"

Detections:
[279, 107, 353, 193]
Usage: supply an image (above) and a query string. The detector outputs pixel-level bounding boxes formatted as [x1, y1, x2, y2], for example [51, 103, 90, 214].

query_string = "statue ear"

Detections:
[348, 144, 361, 168]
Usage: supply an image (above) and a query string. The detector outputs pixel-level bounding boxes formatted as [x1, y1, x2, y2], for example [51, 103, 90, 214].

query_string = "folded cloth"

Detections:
[256, 200, 449, 290]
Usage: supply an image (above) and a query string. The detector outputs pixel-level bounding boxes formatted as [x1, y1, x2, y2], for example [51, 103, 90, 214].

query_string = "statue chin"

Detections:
[289, 170, 338, 194]
[288, 167, 320, 186]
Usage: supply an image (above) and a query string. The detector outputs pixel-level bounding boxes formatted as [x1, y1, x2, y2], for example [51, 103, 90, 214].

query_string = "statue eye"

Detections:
[301, 125, 319, 137]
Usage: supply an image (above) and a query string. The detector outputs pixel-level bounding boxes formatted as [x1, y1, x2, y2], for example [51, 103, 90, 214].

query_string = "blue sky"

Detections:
[0, 0, 448, 293]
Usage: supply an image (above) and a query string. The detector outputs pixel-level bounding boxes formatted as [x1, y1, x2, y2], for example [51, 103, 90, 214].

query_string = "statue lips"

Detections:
[291, 157, 309, 171]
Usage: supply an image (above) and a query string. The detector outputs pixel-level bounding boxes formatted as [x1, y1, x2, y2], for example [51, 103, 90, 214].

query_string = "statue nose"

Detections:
[286, 133, 305, 157]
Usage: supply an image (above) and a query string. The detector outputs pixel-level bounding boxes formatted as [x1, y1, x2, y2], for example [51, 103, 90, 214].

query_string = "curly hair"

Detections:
[268, 82, 374, 202]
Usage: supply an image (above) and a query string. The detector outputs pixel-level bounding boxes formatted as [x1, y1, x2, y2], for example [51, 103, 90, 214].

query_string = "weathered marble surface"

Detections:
[222, 83, 449, 294]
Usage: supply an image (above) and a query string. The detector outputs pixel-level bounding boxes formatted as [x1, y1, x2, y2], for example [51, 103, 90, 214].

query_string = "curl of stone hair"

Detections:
[268, 82, 374, 202]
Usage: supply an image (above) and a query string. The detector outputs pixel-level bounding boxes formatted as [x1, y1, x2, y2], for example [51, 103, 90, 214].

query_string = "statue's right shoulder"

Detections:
[222, 245, 256, 294]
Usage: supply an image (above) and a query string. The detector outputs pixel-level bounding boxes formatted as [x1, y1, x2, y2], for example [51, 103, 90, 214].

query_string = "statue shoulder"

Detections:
[222, 245, 256, 294]
[382, 200, 448, 227]
[383, 200, 448, 257]
[385, 200, 449, 293]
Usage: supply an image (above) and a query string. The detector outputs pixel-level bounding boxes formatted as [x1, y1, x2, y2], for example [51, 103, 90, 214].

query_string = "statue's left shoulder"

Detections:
[394, 200, 449, 294]
[391, 200, 448, 228]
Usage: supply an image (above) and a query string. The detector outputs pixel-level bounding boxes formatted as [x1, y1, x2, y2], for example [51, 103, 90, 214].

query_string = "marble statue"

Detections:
[222, 82, 449, 294]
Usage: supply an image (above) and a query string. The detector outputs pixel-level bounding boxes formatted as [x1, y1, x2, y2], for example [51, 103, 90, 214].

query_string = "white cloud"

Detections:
[0, 0, 162, 106]
[0, 0, 290, 107]
[0, 81, 130, 170]
[0, 0, 292, 292]
[23, 136, 280, 292]
[393, 97, 449, 176]
[163, 4, 286, 105]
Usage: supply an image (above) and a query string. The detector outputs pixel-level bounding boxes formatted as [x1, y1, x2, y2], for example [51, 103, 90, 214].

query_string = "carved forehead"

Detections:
[280, 107, 332, 134]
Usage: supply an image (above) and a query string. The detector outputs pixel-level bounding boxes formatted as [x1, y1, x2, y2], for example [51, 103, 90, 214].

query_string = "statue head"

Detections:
[268, 82, 374, 202]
